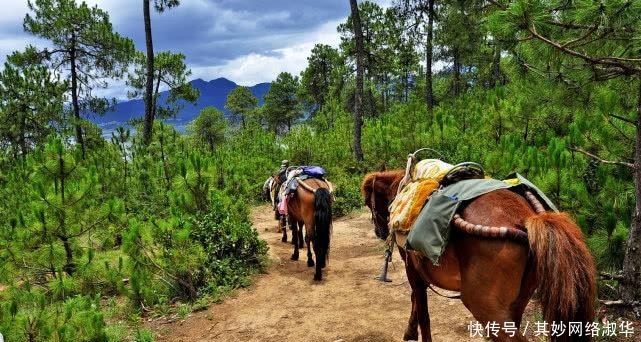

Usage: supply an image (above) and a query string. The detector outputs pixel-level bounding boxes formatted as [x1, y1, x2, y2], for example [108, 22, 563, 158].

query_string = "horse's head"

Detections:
[361, 170, 404, 240]
[262, 177, 273, 200]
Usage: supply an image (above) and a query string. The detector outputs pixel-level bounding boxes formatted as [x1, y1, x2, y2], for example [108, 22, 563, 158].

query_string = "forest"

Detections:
[1, 0, 641, 341]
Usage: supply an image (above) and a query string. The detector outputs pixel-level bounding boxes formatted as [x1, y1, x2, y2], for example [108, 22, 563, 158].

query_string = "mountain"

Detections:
[94, 78, 271, 130]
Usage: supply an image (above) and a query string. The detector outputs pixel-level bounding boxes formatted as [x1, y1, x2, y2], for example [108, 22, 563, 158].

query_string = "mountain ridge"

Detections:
[93, 77, 270, 127]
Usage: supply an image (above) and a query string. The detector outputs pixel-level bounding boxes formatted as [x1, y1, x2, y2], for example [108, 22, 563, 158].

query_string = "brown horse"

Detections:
[362, 170, 596, 342]
[284, 178, 333, 281]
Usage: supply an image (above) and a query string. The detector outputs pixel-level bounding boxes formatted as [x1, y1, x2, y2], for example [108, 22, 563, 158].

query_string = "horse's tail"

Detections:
[313, 187, 332, 270]
[525, 212, 596, 340]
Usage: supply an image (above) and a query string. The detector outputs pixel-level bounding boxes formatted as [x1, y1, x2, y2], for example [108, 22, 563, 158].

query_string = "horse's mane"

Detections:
[361, 170, 404, 198]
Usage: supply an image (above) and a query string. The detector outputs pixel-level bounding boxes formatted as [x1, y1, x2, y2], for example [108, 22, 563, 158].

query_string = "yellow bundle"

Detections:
[389, 159, 452, 233]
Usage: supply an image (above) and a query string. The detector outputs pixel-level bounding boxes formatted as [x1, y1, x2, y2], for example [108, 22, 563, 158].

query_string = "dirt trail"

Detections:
[153, 206, 481, 342]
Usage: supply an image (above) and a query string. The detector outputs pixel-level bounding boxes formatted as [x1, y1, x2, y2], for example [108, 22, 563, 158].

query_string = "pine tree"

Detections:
[299, 44, 341, 114]
[262, 72, 302, 134]
[23, 0, 135, 159]
[0, 48, 67, 159]
[142, 0, 181, 145]
[349, 0, 366, 162]
[489, 0, 641, 309]
[189, 108, 227, 154]
[225, 86, 259, 127]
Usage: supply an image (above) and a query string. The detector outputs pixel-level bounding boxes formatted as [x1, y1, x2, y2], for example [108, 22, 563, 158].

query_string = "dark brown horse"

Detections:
[284, 178, 333, 281]
[362, 170, 596, 342]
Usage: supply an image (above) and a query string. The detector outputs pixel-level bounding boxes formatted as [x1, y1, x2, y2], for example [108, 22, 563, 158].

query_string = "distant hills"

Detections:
[93, 78, 270, 132]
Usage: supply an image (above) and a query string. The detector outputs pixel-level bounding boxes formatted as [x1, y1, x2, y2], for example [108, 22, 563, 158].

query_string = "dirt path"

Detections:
[153, 206, 481, 342]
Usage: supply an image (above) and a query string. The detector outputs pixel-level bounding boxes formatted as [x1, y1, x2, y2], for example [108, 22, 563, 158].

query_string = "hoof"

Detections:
[314, 274, 322, 281]
[281, 236, 287, 243]
[291, 253, 299, 261]
[403, 330, 419, 341]
[307, 259, 315, 267]
[299, 242, 304, 249]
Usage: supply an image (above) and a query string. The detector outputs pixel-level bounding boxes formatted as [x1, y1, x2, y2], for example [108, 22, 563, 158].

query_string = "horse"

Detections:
[262, 176, 273, 202]
[264, 173, 289, 237]
[284, 178, 333, 281]
[361, 170, 596, 342]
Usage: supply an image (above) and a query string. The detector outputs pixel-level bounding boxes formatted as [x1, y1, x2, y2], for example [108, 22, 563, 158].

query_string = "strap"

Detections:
[428, 284, 461, 299]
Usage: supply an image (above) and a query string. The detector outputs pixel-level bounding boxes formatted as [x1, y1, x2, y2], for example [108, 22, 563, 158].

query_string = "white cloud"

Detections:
[193, 19, 342, 85]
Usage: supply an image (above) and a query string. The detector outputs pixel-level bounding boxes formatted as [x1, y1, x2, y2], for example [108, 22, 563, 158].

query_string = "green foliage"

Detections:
[299, 44, 341, 114]
[24, 0, 135, 156]
[262, 72, 302, 134]
[0, 289, 108, 342]
[0, 49, 67, 157]
[191, 192, 268, 287]
[225, 86, 259, 126]
[188, 107, 227, 153]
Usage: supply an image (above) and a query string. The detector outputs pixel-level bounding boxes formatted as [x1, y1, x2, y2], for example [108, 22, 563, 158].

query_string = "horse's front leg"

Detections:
[400, 248, 419, 341]
[416, 284, 432, 342]
[404, 290, 419, 341]
[290, 220, 299, 261]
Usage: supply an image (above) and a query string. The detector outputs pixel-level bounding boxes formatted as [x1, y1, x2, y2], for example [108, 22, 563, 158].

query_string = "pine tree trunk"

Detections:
[621, 78, 641, 304]
[490, 42, 502, 87]
[20, 113, 28, 159]
[425, 0, 435, 117]
[142, 0, 155, 145]
[350, 0, 364, 162]
[70, 34, 86, 159]
[453, 47, 461, 96]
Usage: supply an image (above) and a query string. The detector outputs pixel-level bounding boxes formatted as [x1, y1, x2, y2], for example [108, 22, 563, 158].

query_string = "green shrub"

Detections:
[332, 173, 364, 217]
[191, 196, 268, 288]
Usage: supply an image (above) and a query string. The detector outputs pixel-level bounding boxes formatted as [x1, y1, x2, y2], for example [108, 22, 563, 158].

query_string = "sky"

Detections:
[0, 0, 392, 95]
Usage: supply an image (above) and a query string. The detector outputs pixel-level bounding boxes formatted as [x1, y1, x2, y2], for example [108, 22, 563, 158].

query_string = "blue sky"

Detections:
[1, 0, 391, 94]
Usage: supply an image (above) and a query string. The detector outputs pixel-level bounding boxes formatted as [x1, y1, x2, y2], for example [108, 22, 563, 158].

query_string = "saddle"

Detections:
[389, 150, 485, 236]
[277, 166, 333, 216]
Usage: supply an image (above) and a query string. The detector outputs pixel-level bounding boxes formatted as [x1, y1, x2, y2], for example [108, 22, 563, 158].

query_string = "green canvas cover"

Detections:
[405, 173, 556, 265]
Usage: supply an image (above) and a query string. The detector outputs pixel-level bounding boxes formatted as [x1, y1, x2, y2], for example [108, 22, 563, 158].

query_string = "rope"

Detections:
[428, 284, 461, 299]
[525, 191, 546, 213]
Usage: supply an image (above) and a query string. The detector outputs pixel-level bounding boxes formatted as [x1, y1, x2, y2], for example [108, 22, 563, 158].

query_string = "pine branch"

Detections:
[570, 146, 635, 169]
[527, 25, 641, 75]
[608, 113, 636, 125]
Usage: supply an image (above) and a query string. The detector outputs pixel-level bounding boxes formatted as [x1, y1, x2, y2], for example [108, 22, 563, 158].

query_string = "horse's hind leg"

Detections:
[459, 255, 533, 341]
[297, 221, 304, 249]
[306, 233, 314, 267]
[290, 220, 299, 261]
[280, 216, 288, 243]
